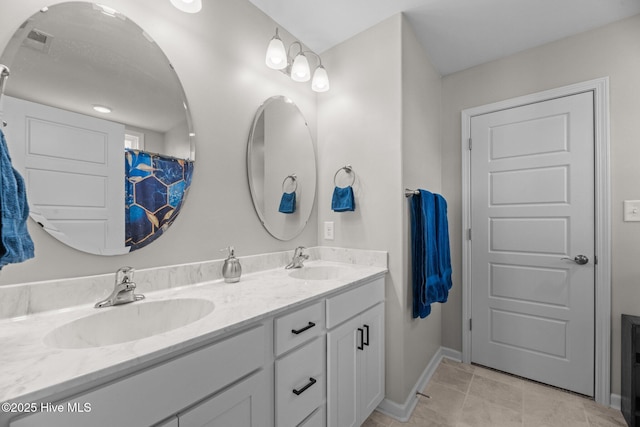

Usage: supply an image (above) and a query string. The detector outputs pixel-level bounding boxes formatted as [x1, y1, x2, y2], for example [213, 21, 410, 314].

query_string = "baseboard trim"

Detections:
[610, 393, 621, 410]
[376, 347, 462, 421]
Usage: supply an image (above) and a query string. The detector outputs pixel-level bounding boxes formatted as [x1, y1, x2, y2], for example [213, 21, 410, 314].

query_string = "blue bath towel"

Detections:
[434, 193, 452, 300]
[331, 186, 355, 212]
[0, 129, 34, 269]
[410, 190, 451, 318]
[278, 191, 296, 214]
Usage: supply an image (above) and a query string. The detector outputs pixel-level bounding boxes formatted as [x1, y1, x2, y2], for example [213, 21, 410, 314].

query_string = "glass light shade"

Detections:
[265, 36, 287, 70]
[291, 53, 310, 82]
[169, 0, 202, 13]
[311, 66, 330, 92]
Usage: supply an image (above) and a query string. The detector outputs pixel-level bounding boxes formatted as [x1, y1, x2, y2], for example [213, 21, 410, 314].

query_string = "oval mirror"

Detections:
[247, 96, 316, 241]
[0, 2, 195, 255]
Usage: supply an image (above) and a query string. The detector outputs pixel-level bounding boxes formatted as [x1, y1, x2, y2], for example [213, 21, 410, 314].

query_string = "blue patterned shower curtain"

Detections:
[125, 149, 194, 251]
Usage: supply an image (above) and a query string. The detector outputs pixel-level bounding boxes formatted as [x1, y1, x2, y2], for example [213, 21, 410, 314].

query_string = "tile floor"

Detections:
[363, 358, 627, 427]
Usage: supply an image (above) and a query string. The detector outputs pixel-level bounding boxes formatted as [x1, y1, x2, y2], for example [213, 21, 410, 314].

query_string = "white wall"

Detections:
[441, 13, 640, 396]
[0, 0, 318, 285]
[401, 16, 443, 401]
[318, 14, 444, 406]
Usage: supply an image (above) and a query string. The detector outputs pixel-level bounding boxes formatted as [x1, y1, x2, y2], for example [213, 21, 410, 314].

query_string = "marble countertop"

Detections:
[0, 260, 386, 404]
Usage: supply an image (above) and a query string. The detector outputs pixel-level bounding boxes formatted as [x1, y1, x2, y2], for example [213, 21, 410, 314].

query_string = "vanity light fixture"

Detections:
[265, 28, 330, 93]
[93, 105, 112, 114]
[170, 0, 202, 13]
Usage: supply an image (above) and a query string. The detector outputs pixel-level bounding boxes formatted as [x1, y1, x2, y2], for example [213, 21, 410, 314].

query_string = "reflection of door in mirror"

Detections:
[3, 95, 128, 255]
[0, 2, 196, 255]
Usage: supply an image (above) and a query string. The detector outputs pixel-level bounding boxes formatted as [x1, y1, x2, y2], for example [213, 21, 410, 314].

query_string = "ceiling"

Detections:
[249, 0, 640, 75]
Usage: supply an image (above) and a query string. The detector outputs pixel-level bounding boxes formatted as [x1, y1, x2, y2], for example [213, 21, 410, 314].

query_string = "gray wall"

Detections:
[318, 14, 444, 405]
[0, 0, 318, 285]
[441, 13, 640, 396]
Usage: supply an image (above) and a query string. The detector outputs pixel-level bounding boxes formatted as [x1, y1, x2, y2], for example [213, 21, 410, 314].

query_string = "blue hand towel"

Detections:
[0, 129, 35, 269]
[331, 186, 355, 212]
[278, 191, 296, 214]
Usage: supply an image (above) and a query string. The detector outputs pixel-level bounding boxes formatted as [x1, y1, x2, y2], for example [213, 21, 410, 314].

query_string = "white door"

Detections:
[3, 96, 127, 255]
[470, 91, 595, 396]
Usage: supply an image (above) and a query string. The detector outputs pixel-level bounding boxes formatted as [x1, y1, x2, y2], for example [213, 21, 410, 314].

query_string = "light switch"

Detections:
[324, 221, 334, 240]
[623, 200, 640, 222]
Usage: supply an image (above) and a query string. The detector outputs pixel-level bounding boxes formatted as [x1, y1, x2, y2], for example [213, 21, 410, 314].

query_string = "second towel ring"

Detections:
[334, 165, 355, 187]
[282, 174, 298, 193]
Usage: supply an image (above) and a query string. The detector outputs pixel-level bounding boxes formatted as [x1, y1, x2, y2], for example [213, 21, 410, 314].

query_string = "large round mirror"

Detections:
[247, 96, 316, 241]
[0, 2, 195, 255]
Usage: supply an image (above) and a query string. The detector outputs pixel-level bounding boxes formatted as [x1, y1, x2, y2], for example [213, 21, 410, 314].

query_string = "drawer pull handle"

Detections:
[363, 324, 370, 346]
[357, 328, 364, 350]
[291, 321, 316, 335]
[293, 377, 317, 395]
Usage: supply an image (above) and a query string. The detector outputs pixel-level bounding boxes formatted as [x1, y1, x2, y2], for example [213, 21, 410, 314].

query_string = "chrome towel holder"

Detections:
[282, 174, 298, 193]
[405, 188, 420, 197]
[334, 164, 355, 187]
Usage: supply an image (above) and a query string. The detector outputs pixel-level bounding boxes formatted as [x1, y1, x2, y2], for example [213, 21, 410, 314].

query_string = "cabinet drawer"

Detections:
[275, 301, 324, 356]
[10, 325, 266, 427]
[326, 277, 384, 329]
[299, 406, 325, 427]
[276, 337, 325, 427]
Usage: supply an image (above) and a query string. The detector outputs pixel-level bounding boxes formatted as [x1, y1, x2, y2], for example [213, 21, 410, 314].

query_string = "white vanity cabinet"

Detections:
[10, 325, 270, 427]
[5, 270, 386, 427]
[326, 277, 385, 427]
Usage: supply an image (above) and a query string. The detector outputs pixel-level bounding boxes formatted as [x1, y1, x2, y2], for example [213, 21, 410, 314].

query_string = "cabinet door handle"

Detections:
[293, 377, 317, 395]
[291, 321, 316, 335]
[357, 328, 364, 350]
[363, 324, 370, 347]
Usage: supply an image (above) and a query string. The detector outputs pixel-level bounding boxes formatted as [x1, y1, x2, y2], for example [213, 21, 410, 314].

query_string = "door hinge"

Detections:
[469, 318, 472, 331]
[468, 138, 472, 150]
[467, 228, 472, 240]
[594, 255, 598, 265]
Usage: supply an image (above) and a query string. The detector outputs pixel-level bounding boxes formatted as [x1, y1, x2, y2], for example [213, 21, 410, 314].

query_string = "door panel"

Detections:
[470, 92, 595, 396]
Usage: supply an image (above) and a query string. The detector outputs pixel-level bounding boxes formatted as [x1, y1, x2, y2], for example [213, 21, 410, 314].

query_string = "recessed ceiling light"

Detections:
[93, 105, 112, 114]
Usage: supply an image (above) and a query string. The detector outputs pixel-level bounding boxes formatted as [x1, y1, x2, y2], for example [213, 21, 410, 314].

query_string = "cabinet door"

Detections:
[327, 316, 361, 427]
[179, 370, 270, 427]
[359, 303, 385, 420]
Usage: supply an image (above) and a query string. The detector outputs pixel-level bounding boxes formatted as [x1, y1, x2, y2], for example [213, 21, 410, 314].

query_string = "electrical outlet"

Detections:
[324, 221, 334, 240]
[624, 200, 640, 222]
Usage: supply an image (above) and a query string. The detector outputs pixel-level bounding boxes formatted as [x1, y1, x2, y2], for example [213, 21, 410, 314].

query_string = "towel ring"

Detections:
[334, 165, 355, 187]
[282, 174, 298, 193]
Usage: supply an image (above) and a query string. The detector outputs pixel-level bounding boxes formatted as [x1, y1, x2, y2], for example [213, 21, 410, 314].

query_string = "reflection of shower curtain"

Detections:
[125, 149, 194, 251]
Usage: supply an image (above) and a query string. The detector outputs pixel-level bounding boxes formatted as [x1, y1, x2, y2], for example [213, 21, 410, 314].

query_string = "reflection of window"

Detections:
[125, 130, 145, 151]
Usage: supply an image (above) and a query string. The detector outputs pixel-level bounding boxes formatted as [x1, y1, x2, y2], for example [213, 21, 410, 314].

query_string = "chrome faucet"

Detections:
[95, 267, 145, 308]
[286, 246, 309, 269]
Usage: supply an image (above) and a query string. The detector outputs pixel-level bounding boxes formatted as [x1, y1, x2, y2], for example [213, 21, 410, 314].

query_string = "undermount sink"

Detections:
[288, 265, 348, 281]
[44, 298, 215, 349]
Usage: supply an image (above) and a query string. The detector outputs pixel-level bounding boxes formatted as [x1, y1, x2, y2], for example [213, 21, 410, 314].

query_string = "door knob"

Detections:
[561, 255, 589, 265]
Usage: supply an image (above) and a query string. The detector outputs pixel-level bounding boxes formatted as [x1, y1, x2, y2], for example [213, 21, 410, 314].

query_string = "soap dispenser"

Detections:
[221, 246, 242, 283]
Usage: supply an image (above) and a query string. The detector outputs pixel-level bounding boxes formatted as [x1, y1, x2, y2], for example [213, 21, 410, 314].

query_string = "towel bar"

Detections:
[405, 188, 420, 197]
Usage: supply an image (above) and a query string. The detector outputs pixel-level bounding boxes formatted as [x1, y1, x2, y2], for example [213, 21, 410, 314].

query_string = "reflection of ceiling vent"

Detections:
[23, 29, 53, 54]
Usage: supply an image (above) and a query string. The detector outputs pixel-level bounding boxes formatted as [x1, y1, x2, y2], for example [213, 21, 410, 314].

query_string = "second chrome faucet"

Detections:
[286, 246, 309, 269]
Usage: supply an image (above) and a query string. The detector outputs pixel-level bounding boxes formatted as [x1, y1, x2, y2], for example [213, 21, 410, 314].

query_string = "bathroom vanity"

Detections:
[0, 248, 387, 427]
